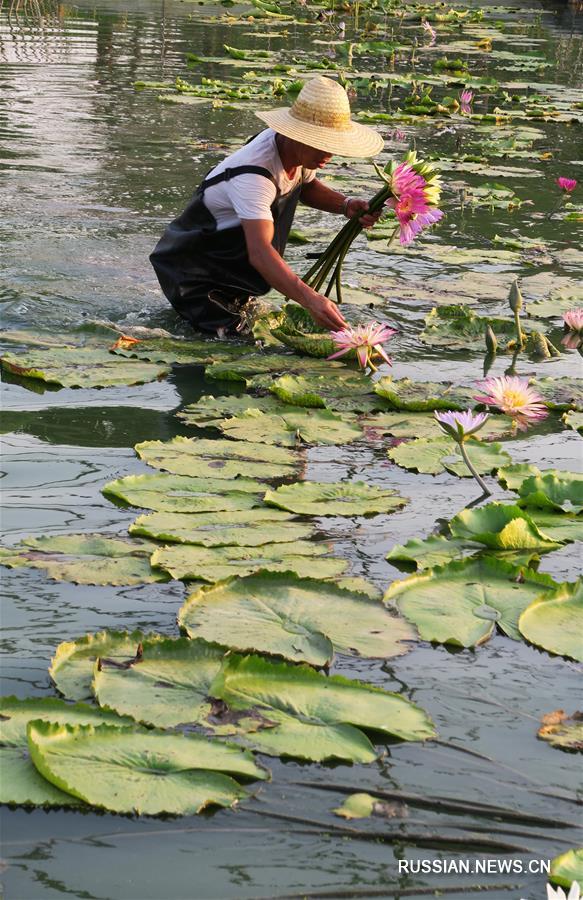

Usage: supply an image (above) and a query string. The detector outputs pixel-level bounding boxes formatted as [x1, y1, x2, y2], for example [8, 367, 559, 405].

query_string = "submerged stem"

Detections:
[459, 441, 491, 496]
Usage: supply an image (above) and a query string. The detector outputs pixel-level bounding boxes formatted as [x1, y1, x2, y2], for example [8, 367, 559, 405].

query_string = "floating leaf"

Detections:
[525, 295, 581, 318]
[269, 372, 377, 413]
[28, 721, 263, 815]
[549, 848, 583, 891]
[135, 436, 300, 479]
[50, 630, 165, 701]
[0, 535, 167, 586]
[532, 377, 583, 411]
[537, 710, 583, 752]
[563, 411, 583, 434]
[497, 463, 545, 490]
[449, 503, 562, 551]
[333, 793, 375, 820]
[385, 557, 559, 647]
[363, 411, 511, 441]
[264, 481, 407, 516]
[519, 580, 583, 662]
[375, 378, 476, 412]
[516, 472, 583, 515]
[110, 336, 249, 366]
[0, 348, 170, 388]
[152, 541, 345, 582]
[420, 305, 520, 350]
[218, 408, 362, 446]
[0, 696, 131, 807]
[387, 535, 477, 571]
[92, 637, 225, 727]
[205, 351, 342, 385]
[209, 654, 435, 762]
[102, 473, 263, 512]
[130, 509, 315, 547]
[178, 571, 413, 665]
[178, 394, 283, 428]
[388, 437, 511, 477]
[527, 510, 583, 543]
[270, 306, 337, 358]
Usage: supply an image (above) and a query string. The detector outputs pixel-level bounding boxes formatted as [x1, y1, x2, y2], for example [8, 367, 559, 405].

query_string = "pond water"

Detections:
[1, 0, 582, 898]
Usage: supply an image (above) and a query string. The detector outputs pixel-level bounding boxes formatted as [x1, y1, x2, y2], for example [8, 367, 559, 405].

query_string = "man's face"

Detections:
[296, 141, 333, 169]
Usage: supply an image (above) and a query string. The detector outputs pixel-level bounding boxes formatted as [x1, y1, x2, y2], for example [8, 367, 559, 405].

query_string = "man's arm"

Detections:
[241, 218, 347, 331]
[300, 179, 381, 228]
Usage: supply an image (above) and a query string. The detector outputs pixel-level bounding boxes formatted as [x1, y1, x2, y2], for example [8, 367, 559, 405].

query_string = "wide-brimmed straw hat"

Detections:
[255, 76, 384, 158]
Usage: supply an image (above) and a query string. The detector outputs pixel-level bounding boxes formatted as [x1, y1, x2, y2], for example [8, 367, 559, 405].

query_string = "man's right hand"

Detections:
[301, 291, 348, 331]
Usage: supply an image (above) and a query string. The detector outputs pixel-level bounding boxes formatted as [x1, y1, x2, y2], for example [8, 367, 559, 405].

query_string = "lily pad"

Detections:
[537, 710, 583, 752]
[27, 720, 263, 815]
[363, 411, 511, 441]
[218, 408, 363, 446]
[268, 372, 377, 413]
[264, 481, 407, 516]
[0, 535, 168, 586]
[178, 571, 414, 665]
[0, 696, 131, 807]
[563, 411, 583, 434]
[178, 394, 283, 428]
[130, 509, 315, 547]
[0, 348, 170, 388]
[151, 542, 345, 582]
[449, 503, 562, 551]
[375, 378, 476, 411]
[92, 637, 226, 728]
[388, 437, 511, 477]
[532, 377, 583, 411]
[209, 654, 436, 762]
[110, 336, 249, 366]
[135, 436, 301, 479]
[516, 472, 583, 515]
[525, 295, 582, 318]
[420, 305, 520, 350]
[270, 306, 337, 358]
[386, 535, 478, 571]
[528, 510, 583, 543]
[385, 557, 559, 647]
[205, 351, 343, 385]
[550, 849, 583, 891]
[102, 473, 263, 513]
[519, 579, 583, 662]
[333, 793, 376, 820]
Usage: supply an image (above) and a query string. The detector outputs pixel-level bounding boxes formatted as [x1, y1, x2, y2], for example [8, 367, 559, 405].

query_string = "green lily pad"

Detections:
[264, 481, 407, 516]
[209, 654, 436, 762]
[386, 535, 478, 571]
[269, 372, 377, 413]
[270, 305, 337, 358]
[27, 720, 263, 815]
[333, 793, 376, 820]
[538, 710, 583, 753]
[374, 378, 476, 411]
[563, 411, 583, 434]
[110, 336, 249, 366]
[550, 848, 583, 891]
[385, 557, 559, 647]
[516, 472, 583, 514]
[92, 637, 226, 728]
[50, 630, 166, 701]
[135, 436, 301, 479]
[102, 473, 263, 513]
[151, 541, 345, 582]
[178, 394, 283, 428]
[525, 295, 582, 318]
[363, 411, 511, 441]
[205, 351, 343, 385]
[0, 348, 170, 388]
[178, 571, 414, 666]
[0, 535, 168, 586]
[130, 509, 315, 547]
[528, 510, 583, 543]
[519, 580, 583, 662]
[449, 503, 562, 551]
[532, 377, 583, 411]
[388, 436, 511, 477]
[497, 463, 545, 490]
[420, 305, 520, 350]
[218, 408, 363, 446]
[0, 696, 132, 807]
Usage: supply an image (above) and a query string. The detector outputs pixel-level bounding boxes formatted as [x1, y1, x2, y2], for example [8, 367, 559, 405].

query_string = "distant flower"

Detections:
[547, 883, 581, 900]
[460, 89, 474, 114]
[328, 322, 397, 370]
[390, 127, 407, 142]
[434, 409, 489, 442]
[422, 19, 437, 45]
[474, 375, 548, 431]
[564, 308, 583, 333]
[556, 177, 577, 193]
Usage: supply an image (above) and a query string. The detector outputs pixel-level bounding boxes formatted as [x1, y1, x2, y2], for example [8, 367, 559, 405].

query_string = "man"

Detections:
[150, 76, 384, 335]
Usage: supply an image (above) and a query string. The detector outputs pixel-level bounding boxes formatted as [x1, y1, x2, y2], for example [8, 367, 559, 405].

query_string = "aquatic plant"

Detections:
[508, 279, 525, 348]
[546, 883, 580, 900]
[555, 177, 578, 193]
[421, 19, 437, 45]
[434, 410, 491, 494]
[474, 376, 548, 431]
[562, 308, 583, 349]
[328, 322, 396, 371]
[459, 89, 474, 114]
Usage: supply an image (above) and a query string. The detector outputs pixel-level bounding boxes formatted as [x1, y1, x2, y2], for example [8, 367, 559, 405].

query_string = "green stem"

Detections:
[513, 307, 525, 349]
[459, 441, 491, 496]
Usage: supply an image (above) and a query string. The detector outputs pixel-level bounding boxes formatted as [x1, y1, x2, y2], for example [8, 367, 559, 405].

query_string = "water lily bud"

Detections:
[528, 330, 551, 359]
[485, 325, 498, 353]
[508, 280, 523, 314]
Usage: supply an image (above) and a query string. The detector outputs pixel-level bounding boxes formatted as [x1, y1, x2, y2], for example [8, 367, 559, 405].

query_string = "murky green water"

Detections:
[1, 1, 582, 898]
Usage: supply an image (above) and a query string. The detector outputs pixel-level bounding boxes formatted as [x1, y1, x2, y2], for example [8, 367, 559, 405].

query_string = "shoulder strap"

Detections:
[200, 165, 278, 193]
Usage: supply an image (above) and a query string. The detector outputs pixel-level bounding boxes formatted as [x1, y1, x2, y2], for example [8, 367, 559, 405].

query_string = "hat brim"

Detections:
[255, 107, 384, 158]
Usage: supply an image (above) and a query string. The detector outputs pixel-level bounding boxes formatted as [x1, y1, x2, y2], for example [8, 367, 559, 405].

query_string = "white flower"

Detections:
[547, 882, 581, 900]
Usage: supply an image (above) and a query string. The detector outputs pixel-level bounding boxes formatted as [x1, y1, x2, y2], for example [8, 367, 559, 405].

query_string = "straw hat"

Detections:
[255, 76, 384, 158]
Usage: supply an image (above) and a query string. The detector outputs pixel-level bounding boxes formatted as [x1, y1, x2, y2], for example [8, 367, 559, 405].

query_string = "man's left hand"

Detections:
[346, 199, 382, 228]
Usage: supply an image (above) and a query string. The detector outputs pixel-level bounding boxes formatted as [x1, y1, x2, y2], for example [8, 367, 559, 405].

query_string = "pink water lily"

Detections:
[556, 177, 577, 192]
[434, 409, 489, 442]
[563, 308, 583, 332]
[385, 157, 444, 245]
[474, 376, 548, 431]
[460, 89, 474, 114]
[422, 19, 437, 45]
[328, 322, 397, 371]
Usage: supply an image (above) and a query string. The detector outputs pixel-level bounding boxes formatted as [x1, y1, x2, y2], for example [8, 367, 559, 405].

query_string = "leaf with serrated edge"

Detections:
[135, 436, 300, 479]
[130, 509, 315, 547]
[218, 408, 362, 447]
[1, 347, 170, 388]
[519, 580, 583, 662]
[102, 472, 263, 512]
[264, 481, 407, 516]
[388, 437, 511, 477]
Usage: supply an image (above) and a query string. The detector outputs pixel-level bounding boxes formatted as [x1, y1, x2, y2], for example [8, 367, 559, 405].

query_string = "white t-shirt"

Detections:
[202, 129, 317, 231]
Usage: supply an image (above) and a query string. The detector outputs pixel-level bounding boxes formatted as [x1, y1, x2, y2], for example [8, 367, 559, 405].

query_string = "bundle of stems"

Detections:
[301, 176, 394, 305]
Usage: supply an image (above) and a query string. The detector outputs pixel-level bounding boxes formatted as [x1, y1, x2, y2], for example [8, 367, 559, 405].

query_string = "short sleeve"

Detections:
[226, 174, 278, 221]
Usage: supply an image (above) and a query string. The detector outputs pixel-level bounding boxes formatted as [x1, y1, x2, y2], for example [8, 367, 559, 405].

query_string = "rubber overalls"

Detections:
[150, 165, 301, 334]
